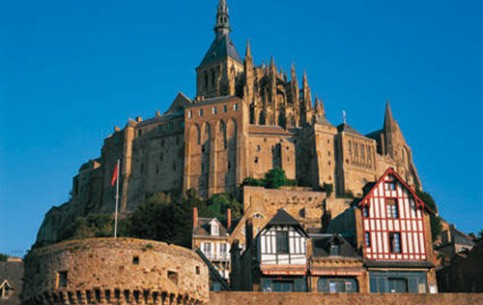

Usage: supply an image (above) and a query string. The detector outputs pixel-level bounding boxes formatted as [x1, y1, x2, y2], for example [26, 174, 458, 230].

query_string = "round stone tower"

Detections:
[22, 238, 209, 305]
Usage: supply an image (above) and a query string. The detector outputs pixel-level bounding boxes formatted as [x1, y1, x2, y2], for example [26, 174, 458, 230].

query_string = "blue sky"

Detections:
[0, 0, 482, 256]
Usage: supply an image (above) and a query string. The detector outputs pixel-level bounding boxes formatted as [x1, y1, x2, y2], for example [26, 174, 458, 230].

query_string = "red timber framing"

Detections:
[358, 168, 433, 261]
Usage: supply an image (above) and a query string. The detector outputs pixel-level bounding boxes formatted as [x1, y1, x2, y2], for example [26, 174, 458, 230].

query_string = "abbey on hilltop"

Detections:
[36, 0, 421, 246]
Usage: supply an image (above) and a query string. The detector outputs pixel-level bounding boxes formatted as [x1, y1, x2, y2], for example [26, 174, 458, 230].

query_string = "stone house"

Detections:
[0, 257, 24, 305]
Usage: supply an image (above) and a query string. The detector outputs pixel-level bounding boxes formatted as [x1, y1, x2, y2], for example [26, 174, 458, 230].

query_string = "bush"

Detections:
[264, 168, 287, 189]
[242, 177, 263, 187]
[416, 189, 442, 242]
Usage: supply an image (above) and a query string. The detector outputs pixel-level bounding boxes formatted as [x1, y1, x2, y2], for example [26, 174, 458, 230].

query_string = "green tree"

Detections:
[416, 189, 442, 242]
[263, 167, 287, 189]
[242, 177, 263, 187]
[0, 253, 8, 262]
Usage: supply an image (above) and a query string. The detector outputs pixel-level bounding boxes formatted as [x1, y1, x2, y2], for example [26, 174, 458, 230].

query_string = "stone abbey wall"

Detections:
[22, 238, 209, 305]
[209, 292, 483, 305]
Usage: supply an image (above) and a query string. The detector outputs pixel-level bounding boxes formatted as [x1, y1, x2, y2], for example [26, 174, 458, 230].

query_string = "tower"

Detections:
[196, 0, 244, 99]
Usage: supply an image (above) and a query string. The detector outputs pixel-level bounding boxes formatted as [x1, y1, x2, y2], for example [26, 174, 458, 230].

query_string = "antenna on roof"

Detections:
[342, 110, 347, 124]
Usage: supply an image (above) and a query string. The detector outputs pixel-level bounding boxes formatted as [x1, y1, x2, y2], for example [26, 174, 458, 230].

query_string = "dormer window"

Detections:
[0, 281, 13, 299]
[211, 222, 219, 236]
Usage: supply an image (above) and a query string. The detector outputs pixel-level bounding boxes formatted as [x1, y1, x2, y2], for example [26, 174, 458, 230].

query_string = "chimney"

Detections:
[193, 207, 198, 228]
[227, 208, 232, 229]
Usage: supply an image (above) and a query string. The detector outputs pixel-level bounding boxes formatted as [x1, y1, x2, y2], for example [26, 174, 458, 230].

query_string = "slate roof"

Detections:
[192, 95, 241, 107]
[200, 33, 243, 67]
[0, 259, 24, 305]
[450, 225, 475, 247]
[193, 218, 229, 238]
[337, 123, 364, 137]
[267, 209, 301, 227]
[311, 234, 361, 259]
[248, 125, 292, 136]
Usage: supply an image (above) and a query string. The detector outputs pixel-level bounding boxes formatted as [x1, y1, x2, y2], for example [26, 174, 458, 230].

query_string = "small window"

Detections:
[256, 145, 261, 152]
[330, 244, 340, 256]
[57, 271, 68, 288]
[233, 104, 239, 111]
[386, 182, 396, 191]
[223, 105, 228, 113]
[199, 109, 204, 117]
[254, 157, 259, 164]
[276, 231, 289, 254]
[389, 232, 402, 253]
[188, 111, 192, 119]
[212, 107, 217, 114]
[203, 242, 212, 254]
[362, 206, 370, 218]
[365, 232, 371, 247]
[168, 122, 174, 131]
[195, 266, 201, 275]
[133, 256, 140, 265]
[137, 129, 143, 137]
[168, 271, 179, 285]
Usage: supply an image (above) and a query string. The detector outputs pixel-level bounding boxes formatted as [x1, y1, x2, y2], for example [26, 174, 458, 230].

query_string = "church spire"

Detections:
[215, 0, 231, 36]
[384, 100, 395, 131]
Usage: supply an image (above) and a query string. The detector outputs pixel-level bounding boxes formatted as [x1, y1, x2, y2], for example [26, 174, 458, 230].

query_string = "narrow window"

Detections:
[137, 129, 143, 137]
[276, 231, 289, 254]
[223, 105, 228, 112]
[188, 111, 192, 119]
[363, 206, 370, 218]
[199, 109, 204, 117]
[195, 266, 201, 275]
[386, 199, 399, 218]
[212, 107, 217, 114]
[389, 232, 402, 253]
[233, 104, 239, 111]
[365, 232, 371, 247]
[133, 256, 140, 265]
[57, 271, 68, 288]
[254, 157, 259, 164]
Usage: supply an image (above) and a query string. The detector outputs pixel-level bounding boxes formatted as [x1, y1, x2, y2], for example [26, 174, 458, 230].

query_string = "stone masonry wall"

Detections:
[209, 292, 483, 305]
[22, 238, 209, 305]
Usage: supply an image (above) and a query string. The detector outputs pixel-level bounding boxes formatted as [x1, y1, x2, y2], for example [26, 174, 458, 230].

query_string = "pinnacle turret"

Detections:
[215, 0, 231, 36]
[384, 100, 395, 131]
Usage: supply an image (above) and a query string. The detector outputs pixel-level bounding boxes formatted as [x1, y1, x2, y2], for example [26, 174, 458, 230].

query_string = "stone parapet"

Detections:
[209, 292, 483, 305]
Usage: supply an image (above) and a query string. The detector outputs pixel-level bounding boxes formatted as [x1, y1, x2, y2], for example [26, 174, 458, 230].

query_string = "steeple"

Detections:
[384, 100, 395, 131]
[215, 0, 231, 36]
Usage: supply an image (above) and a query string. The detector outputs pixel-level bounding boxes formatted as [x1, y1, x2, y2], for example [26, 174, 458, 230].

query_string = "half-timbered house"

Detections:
[328, 168, 438, 293]
[238, 209, 310, 292]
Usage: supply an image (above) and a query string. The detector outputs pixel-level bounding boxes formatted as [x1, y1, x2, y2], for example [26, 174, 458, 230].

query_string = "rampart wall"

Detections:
[22, 238, 209, 305]
[209, 292, 483, 305]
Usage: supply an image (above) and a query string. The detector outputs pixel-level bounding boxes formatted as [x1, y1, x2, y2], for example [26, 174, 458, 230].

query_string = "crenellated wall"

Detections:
[22, 238, 209, 305]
